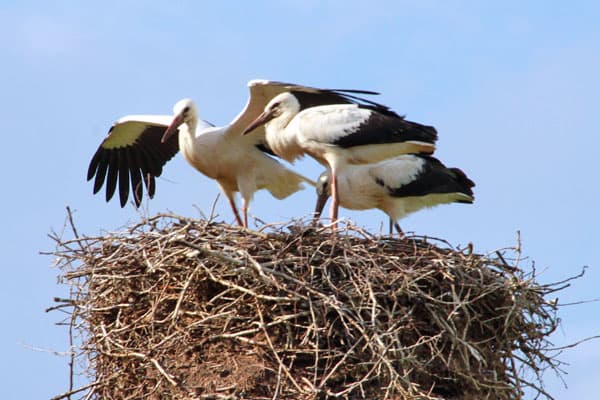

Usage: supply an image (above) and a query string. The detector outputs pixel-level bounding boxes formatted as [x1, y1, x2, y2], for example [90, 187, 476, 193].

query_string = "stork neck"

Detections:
[264, 114, 304, 162]
[182, 117, 215, 140]
[183, 118, 198, 136]
[269, 110, 295, 132]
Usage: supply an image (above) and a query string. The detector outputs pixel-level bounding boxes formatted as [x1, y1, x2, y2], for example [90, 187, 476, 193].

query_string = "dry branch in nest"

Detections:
[48, 212, 568, 400]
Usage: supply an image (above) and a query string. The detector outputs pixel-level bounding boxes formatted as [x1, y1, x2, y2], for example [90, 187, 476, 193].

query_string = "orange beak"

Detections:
[161, 113, 185, 143]
[313, 188, 329, 223]
[242, 108, 276, 135]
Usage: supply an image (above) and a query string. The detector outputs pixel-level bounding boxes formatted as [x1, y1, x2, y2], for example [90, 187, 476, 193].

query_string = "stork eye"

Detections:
[183, 106, 190, 113]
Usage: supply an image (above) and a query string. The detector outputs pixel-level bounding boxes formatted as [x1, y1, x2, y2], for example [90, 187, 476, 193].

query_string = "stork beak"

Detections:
[313, 191, 329, 223]
[161, 113, 185, 143]
[242, 109, 276, 135]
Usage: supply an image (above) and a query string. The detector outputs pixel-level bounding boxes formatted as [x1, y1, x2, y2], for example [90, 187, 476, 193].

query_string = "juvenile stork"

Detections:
[90, 80, 367, 226]
[242, 90, 438, 228]
[313, 154, 475, 235]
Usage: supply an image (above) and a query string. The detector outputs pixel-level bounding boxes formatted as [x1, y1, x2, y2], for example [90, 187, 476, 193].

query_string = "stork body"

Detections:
[313, 154, 475, 235]
[90, 80, 374, 226]
[160, 99, 316, 226]
[243, 91, 438, 228]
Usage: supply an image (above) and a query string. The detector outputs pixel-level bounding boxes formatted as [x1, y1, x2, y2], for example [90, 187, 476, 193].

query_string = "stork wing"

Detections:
[329, 108, 438, 149]
[226, 79, 389, 138]
[369, 155, 475, 200]
[87, 115, 179, 207]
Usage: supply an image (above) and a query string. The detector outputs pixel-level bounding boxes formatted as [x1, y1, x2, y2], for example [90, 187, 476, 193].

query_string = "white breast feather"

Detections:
[334, 165, 385, 210]
[265, 121, 305, 163]
[293, 105, 370, 145]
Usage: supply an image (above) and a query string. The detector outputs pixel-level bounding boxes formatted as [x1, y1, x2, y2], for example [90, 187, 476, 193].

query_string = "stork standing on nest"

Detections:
[313, 154, 475, 235]
[242, 90, 438, 228]
[89, 80, 363, 227]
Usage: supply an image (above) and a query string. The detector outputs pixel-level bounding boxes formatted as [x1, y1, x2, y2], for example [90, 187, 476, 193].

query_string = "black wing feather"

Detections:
[105, 151, 119, 202]
[329, 88, 380, 95]
[138, 142, 163, 176]
[266, 80, 380, 97]
[92, 152, 109, 194]
[261, 80, 398, 116]
[129, 147, 147, 206]
[136, 145, 160, 176]
[87, 148, 103, 181]
[386, 155, 475, 199]
[333, 112, 438, 148]
[290, 87, 400, 118]
[132, 147, 150, 175]
[129, 160, 143, 207]
[118, 149, 130, 207]
[87, 122, 179, 207]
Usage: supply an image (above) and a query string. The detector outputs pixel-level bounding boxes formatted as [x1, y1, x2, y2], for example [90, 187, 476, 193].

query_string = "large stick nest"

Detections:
[49, 212, 566, 400]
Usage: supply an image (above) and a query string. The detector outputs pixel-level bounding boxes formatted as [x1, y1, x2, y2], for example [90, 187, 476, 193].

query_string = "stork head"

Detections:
[161, 99, 198, 143]
[313, 171, 331, 222]
[242, 92, 301, 135]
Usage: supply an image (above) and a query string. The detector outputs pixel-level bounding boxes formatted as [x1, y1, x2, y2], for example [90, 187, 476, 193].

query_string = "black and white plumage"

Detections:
[242, 90, 438, 228]
[89, 80, 363, 226]
[313, 154, 475, 235]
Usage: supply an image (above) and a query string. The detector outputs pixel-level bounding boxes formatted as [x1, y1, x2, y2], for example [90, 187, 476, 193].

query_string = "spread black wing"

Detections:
[87, 118, 179, 207]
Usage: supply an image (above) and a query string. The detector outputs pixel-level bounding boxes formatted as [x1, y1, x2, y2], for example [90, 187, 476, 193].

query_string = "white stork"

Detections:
[242, 90, 438, 228]
[313, 154, 475, 235]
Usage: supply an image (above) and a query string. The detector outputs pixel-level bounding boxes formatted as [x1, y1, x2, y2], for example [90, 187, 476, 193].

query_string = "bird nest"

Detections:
[49, 211, 567, 400]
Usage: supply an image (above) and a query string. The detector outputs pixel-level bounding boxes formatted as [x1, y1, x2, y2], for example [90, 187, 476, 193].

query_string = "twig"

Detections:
[548, 335, 600, 351]
[50, 381, 100, 400]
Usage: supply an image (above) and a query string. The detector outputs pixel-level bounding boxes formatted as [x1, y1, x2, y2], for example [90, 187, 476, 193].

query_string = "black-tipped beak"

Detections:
[161, 113, 184, 143]
[313, 191, 329, 223]
[242, 109, 276, 135]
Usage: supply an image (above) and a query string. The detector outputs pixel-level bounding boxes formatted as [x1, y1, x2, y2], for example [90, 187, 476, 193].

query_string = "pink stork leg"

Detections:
[227, 195, 244, 227]
[329, 173, 339, 230]
[394, 222, 405, 238]
[242, 200, 249, 228]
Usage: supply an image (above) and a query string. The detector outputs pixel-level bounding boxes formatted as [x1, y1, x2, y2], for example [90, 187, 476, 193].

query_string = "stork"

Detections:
[242, 91, 438, 228]
[313, 154, 475, 235]
[89, 80, 376, 226]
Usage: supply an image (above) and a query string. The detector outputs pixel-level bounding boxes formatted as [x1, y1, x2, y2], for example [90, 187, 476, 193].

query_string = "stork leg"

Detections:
[329, 173, 339, 230]
[394, 222, 405, 238]
[242, 200, 249, 228]
[227, 195, 244, 227]
[236, 176, 255, 229]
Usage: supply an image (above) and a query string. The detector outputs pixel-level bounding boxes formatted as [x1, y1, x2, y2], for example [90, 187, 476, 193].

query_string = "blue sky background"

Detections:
[2, 1, 598, 398]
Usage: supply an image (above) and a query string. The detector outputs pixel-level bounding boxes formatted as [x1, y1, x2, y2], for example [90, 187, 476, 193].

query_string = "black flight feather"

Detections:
[118, 149, 130, 207]
[386, 155, 474, 200]
[332, 112, 438, 149]
[93, 154, 109, 195]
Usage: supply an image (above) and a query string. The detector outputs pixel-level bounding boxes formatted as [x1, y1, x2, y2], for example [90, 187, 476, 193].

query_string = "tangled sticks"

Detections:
[49, 213, 565, 400]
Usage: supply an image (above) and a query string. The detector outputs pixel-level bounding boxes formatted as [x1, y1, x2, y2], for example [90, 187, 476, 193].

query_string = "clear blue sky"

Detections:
[2, 1, 598, 398]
